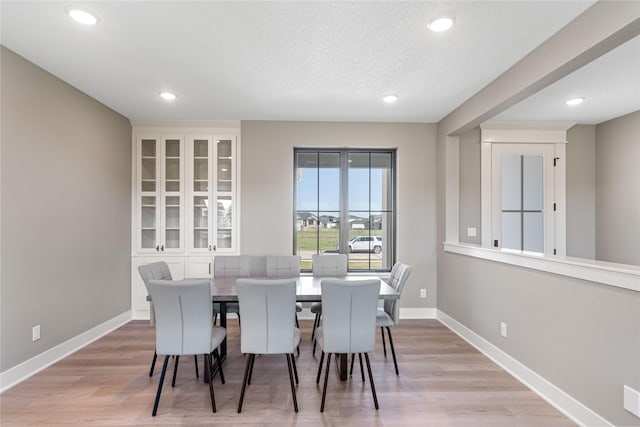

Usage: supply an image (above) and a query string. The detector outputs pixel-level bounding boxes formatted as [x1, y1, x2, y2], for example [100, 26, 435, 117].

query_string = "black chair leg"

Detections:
[171, 355, 180, 387]
[194, 355, 199, 379]
[286, 354, 299, 412]
[311, 312, 318, 341]
[316, 351, 325, 384]
[320, 352, 331, 412]
[381, 327, 387, 357]
[247, 352, 256, 385]
[350, 353, 355, 375]
[213, 349, 225, 384]
[364, 353, 379, 410]
[359, 353, 365, 382]
[295, 314, 300, 328]
[386, 327, 399, 375]
[152, 355, 170, 416]
[149, 351, 158, 377]
[205, 354, 217, 413]
[312, 337, 318, 355]
[291, 352, 299, 384]
[237, 353, 254, 413]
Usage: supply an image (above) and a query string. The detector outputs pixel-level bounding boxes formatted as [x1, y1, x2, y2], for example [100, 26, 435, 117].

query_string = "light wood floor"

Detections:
[0, 319, 574, 426]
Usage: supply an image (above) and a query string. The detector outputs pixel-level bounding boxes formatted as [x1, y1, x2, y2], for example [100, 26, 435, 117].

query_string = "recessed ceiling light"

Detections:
[383, 94, 399, 103]
[67, 9, 98, 25]
[565, 97, 585, 106]
[428, 17, 454, 32]
[159, 92, 177, 101]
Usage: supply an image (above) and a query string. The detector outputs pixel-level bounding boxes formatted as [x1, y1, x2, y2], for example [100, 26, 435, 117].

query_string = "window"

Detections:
[294, 148, 395, 271]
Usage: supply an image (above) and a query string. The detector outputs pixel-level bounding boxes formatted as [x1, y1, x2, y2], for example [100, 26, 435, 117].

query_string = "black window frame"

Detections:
[293, 147, 396, 273]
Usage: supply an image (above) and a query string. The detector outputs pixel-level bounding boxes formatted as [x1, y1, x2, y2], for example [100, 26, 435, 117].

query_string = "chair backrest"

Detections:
[248, 255, 267, 276]
[312, 254, 348, 277]
[214, 255, 251, 277]
[147, 279, 213, 356]
[138, 261, 173, 292]
[236, 279, 297, 354]
[266, 255, 301, 278]
[383, 263, 412, 325]
[320, 279, 380, 354]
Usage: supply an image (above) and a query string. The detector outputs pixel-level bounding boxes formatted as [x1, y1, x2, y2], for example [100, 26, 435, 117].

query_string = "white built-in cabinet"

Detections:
[131, 124, 240, 319]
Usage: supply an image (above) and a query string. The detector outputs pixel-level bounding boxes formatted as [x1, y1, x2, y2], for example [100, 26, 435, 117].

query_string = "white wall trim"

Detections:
[0, 311, 132, 393]
[444, 242, 640, 292]
[436, 309, 612, 427]
[400, 307, 436, 319]
[295, 307, 435, 320]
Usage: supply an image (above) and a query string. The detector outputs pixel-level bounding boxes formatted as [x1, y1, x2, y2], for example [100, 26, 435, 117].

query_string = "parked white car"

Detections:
[342, 236, 383, 254]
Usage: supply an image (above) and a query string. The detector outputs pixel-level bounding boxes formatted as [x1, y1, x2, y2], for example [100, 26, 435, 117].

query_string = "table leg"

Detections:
[338, 353, 348, 381]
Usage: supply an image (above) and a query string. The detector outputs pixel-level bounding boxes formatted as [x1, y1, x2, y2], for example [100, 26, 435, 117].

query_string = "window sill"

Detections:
[443, 242, 640, 293]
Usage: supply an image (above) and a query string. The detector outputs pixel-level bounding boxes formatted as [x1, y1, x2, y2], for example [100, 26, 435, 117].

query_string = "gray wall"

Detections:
[459, 127, 481, 245]
[0, 46, 132, 372]
[437, 3, 640, 425]
[596, 111, 640, 266]
[240, 120, 438, 309]
[566, 124, 596, 260]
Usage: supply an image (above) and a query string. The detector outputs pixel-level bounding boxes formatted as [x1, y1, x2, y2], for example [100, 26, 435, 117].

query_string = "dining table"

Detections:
[211, 275, 399, 381]
[150, 275, 400, 382]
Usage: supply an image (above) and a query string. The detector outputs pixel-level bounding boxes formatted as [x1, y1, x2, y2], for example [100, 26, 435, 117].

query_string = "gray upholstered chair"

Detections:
[236, 278, 300, 413]
[265, 255, 303, 325]
[147, 279, 226, 416]
[138, 261, 198, 378]
[213, 255, 250, 323]
[377, 262, 412, 375]
[315, 278, 380, 412]
[310, 254, 348, 354]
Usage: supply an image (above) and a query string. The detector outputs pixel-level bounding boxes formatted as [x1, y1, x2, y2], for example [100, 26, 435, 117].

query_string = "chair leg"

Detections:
[286, 354, 299, 412]
[213, 349, 225, 384]
[171, 355, 180, 387]
[312, 337, 318, 356]
[311, 312, 320, 340]
[316, 351, 325, 384]
[295, 314, 300, 328]
[149, 351, 158, 377]
[291, 352, 299, 384]
[381, 327, 387, 357]
[194, 355, 199, 379]
[152, 355, 170, 416]
[349, 353, 355, 375]
[247, 352, 256, 385]
[386, 327, 399, 375]
[359, 353, 365, 383]
[213, 312, 218, 326]
[320, 352, 331, 412]
[205, 354, 217, 413]
[237, 353, 254, 413]
[364, 353, 379, 410]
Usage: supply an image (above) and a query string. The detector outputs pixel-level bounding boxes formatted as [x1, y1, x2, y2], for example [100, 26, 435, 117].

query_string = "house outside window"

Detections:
[294, 148, 396, 271]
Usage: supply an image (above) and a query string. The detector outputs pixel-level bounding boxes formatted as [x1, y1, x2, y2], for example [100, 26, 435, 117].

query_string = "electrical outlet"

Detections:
[32, 325, 41, 341]
[500, 322, 507, 338]
[420, 289, 426, 298]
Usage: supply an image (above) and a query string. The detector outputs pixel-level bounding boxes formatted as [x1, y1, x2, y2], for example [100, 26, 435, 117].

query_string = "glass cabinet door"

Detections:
[191, 138, 212, 251]
[139, 138, 159, 250]
[216, 138, 235, 251]
[161, 138, 183, 251]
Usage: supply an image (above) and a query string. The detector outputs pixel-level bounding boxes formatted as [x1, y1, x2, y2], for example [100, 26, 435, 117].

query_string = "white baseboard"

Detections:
[0, 311, 132, 393]
[436, 309, 611, 427]
[400, 307, 436, 319]
[295, 306, 436, 320]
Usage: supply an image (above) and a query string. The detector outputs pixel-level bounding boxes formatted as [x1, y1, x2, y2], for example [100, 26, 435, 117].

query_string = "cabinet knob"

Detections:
[156, 245, 160, 251]
[161, 245, 165, 251]
[209, 245, 212, 251]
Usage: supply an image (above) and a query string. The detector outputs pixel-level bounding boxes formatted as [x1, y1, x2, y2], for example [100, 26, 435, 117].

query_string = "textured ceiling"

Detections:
[2, 1, 613, 123]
